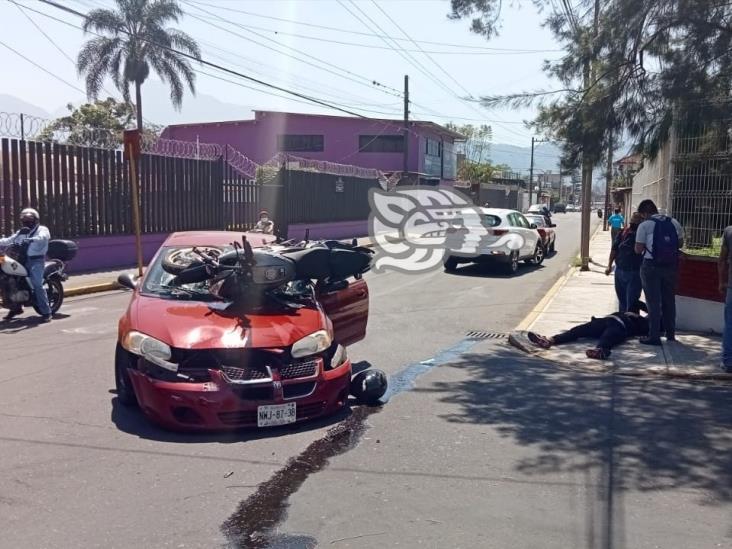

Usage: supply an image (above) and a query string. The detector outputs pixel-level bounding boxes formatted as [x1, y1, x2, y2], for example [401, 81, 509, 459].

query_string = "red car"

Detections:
[526, 214, 556, 254]
[115, 231, 370, 431]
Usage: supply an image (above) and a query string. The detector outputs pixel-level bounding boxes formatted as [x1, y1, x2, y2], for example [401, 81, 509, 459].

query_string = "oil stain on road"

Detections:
[221, 335, 492, 548]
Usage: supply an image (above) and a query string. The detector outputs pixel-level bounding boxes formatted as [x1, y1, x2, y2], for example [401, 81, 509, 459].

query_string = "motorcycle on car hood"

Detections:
[116, 234, 387, 431]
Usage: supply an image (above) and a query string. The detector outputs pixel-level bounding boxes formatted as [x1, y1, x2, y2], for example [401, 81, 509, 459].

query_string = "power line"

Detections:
[0, 38, 86, 95]
[186, 0, 561, 53]
[181, 1, 404, 99]
[37, 0, 372, 119]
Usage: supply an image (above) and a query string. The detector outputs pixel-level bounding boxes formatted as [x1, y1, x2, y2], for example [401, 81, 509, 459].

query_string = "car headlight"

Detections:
[329, 344, 348, 370]
[291, 330, 332, 358]
[122, 331, 176, 372]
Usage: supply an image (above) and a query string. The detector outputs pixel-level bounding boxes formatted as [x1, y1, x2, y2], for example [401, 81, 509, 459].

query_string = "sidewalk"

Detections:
[65, 235, 378, 297]
[509, 227, 732, 381]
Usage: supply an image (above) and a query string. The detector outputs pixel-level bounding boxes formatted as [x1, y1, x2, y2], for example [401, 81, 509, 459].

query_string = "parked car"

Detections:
[443, 208, 544, 274]
[114, 231, 377, 431]
[566, 204, 578, 212]
[552, 203, 566, 213]
[526, 214, 556, 254]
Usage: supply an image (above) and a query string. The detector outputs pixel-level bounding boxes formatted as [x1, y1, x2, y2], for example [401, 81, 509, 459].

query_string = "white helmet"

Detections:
[20, 208, 39, 220]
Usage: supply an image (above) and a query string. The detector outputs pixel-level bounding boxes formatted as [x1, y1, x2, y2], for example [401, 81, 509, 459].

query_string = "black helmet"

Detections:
[350, 369, 387, 405]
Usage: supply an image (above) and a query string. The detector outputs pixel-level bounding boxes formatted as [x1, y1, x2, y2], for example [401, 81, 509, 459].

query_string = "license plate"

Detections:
[257, 403, 296, 427]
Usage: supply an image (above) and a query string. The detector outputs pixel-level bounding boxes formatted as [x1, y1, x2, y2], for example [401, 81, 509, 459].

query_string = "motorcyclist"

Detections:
[253, 210, 274, 234]
[0, 208, 52, 322]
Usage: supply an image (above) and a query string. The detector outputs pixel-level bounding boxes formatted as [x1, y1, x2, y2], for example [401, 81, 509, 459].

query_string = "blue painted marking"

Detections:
[383, 338, 480, 401]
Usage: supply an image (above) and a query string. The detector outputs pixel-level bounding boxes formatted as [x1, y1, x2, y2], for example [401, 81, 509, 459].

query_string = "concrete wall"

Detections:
[675, 253, 724, 333]
[162, 111, 459, 179]
[631, 140, 672, 213]
[676, 296, 723, 334]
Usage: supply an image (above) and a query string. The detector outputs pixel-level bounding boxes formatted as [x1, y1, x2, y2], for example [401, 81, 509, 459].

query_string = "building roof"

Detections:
[614, 153, 642, 166]
[165, 110, 466, 140]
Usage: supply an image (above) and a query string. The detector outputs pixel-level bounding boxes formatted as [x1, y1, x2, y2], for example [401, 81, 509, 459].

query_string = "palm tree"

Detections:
[77, 0, 201, 132]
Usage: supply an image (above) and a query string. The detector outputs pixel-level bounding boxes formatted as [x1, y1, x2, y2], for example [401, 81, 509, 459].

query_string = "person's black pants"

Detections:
[553, 317, 627, 351]
[640, 260, 677, 340]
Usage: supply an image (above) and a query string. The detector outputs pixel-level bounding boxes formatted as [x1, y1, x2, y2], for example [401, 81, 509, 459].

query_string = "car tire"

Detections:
[115, 343, 138, 407]
[550, 240, 556, 254]
[503, 251, 519, 275]
[444, 257, 459, 272]
[531, 244, 546, 265]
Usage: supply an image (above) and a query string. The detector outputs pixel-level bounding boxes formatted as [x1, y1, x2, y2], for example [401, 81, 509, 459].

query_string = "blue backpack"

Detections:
[650, 217, 679, 265]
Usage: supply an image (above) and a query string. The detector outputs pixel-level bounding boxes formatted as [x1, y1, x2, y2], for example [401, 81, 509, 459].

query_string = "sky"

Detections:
[0, 0, 564, 160]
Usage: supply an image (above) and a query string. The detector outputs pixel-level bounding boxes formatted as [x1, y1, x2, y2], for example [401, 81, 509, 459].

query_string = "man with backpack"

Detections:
[634, 199, 684, 345]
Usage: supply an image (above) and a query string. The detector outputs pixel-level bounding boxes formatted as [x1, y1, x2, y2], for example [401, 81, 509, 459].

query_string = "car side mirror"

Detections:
[530, 223, 538, 229]
[117, 272, 139, 290]
[550, 223, 557, 228]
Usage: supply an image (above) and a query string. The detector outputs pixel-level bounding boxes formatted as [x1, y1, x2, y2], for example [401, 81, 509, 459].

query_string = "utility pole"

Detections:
[603, 128, 614, 231]
[579, 0, 601, 271]
[403, 74, 409, 179]
[528, 137, 535, 206]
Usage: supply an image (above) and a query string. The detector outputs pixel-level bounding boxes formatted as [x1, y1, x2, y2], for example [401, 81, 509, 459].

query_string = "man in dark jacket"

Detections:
[528, 306, 649, 360]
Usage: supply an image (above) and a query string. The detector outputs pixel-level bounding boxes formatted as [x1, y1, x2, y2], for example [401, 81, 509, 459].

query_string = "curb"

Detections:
[508, 331, 732, 381]
[65, 282, 121, 297]
[65, 237, 378, 298]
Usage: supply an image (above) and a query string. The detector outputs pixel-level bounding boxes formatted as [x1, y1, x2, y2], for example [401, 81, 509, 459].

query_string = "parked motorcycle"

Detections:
[0, 240, 78, 316]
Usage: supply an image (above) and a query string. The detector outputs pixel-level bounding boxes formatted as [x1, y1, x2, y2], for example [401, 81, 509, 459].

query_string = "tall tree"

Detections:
[77, 0, 201, 132]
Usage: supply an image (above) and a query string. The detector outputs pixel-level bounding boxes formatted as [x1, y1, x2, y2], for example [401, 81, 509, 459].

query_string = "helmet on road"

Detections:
[350, 369, 388, 405]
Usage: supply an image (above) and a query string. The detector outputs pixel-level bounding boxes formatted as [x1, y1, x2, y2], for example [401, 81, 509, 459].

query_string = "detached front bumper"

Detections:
[128, 358, 352, 431]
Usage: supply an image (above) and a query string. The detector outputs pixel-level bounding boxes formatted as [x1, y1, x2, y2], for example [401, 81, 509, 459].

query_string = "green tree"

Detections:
[38, 98, 162, 148]
[77, 0, 201, 132]
[448, 0, 732, 165]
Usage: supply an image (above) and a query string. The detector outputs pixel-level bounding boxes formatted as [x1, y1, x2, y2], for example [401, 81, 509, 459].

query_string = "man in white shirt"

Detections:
[634, 199, 684, 345]
[0, 208, 52, 322]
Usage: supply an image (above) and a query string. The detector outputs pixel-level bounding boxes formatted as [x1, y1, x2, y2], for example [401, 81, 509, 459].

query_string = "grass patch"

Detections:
[683, 236, 722, 258]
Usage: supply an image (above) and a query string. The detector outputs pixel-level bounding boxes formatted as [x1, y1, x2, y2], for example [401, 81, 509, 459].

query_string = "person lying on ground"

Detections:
[527, 306, 650, 360]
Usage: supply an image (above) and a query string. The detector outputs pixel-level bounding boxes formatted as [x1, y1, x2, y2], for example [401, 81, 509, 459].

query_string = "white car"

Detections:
[443, 208, 544, 274]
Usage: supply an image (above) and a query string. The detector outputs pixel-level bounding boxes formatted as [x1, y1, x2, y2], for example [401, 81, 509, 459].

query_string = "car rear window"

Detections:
[481, 214, 501, 227]
[529, 216, 546, 227]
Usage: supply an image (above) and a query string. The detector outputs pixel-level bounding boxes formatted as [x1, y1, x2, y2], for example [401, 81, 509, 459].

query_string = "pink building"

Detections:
[162, 110, 465, 183]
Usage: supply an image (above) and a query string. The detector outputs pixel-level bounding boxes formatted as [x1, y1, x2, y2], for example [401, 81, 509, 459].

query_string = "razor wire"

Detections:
[264, 152, 383, 180]
[225, 145, 259, 178]
[142, 136, 223, 160]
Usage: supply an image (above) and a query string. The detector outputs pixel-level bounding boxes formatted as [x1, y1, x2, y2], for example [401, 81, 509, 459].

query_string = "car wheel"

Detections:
[531, 244, 545, 265]
[550, 240, 556, 253]
[115, 343, 138, 407]
[503, 251, 519, 274]
[444, 257, 459, 272]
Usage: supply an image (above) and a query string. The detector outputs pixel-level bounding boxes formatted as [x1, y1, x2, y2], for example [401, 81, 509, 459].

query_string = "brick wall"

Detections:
[677, 253, 723, 303]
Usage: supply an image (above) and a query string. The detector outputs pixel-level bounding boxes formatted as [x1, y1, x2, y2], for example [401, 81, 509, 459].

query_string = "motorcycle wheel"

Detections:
[33, 278, 64, 315]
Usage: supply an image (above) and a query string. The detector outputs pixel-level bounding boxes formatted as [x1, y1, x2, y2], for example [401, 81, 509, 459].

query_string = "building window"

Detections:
[277, 134, 324, 152]
[358, 135, 404, 153]
[425, 138, 441, 157]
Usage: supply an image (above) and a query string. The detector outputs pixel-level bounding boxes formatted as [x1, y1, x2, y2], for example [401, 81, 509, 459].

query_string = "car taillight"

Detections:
[491, 229, 508, 235]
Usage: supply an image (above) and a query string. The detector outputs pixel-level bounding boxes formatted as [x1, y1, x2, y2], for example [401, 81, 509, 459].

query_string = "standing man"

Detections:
[634, 199, 684, 345]
[607, 208, 625, 242]
[0, 208, 52, 322]
[717, 226, 732, 372]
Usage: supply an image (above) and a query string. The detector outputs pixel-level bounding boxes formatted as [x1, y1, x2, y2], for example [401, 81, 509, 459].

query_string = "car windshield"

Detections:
[141, 246, 231, 300]
[529, 216, 546, 227]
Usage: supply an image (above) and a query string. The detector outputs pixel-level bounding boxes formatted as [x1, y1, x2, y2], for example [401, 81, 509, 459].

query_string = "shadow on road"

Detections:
[0, 312, 71, 333]
[421, 346, 732, 501]
[445, 262, 547, 279]
[109, 396, 352, 444]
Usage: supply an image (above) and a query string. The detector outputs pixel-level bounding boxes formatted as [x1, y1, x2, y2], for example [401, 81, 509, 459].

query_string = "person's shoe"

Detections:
[40, 315, 52, 323]
[528, 331, 552, 349]
[586, 348, 611, 360]
[639, 337, 663, 346]
[3, 308, 23, 321]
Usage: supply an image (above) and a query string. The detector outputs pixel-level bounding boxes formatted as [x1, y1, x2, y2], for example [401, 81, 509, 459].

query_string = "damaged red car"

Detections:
[115, 231, 385, 431]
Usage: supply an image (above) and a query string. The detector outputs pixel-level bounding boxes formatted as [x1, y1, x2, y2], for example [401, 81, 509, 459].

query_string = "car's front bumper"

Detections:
[128, 359, 352, 431]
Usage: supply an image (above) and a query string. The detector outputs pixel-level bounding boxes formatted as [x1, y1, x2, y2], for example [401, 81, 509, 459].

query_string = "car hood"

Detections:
[130, 295, 329, 350]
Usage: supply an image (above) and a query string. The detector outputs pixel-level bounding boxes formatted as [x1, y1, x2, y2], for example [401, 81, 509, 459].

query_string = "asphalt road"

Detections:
[6, 213, 728, 548]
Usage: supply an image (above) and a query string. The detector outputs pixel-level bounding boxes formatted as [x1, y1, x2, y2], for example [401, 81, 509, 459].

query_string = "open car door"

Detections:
[318, 278, 369, 346]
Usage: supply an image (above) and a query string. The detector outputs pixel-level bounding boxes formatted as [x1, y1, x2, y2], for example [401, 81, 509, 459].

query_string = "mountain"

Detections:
[0, 94, 51, 119]
[490, 142, 562, 173]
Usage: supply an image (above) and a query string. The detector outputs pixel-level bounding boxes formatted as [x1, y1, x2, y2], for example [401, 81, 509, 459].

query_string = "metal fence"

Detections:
[0, 137, 260, 238]
[671, 117, 732, 255]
